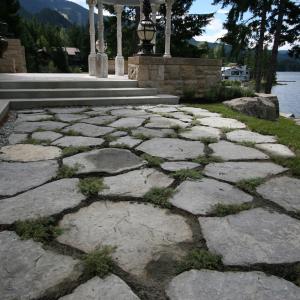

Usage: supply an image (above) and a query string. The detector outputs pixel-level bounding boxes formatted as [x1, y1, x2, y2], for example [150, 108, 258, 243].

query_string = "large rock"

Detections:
[199, 208, 300, 265]
[179, 126, 221, 141]
[0, 179, 85, 224]
[62, 123, 114, 137]
[52, 136, 105, 147]
[166, 270, 300, 300]
[0, 144, 62, 162]
[255, 143, 295, 158]
[59, 275, 140, 300]
[204, 161, 287, 183]
[209, 141, 269, 160]
[226, 130, 276, 144]
[100, 168, 174, 198]
[137, 138, 205, 160]
[224, 94, 279, 121]
[63, 148, 146, 175]
[256, 176, 300, 212]
[199, 117, 246, 129]
[57, 201, 193, 276]
[0, 231, 81, 300]
[170, 178, 253, 215]
[0, 160, 58, 196]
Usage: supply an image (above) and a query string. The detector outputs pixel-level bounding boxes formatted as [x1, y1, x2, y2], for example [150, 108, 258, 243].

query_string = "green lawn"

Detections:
[189, 103, 300, 177]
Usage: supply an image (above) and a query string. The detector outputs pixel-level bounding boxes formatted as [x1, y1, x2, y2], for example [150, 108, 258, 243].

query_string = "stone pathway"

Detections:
[0, 104, 299, 299]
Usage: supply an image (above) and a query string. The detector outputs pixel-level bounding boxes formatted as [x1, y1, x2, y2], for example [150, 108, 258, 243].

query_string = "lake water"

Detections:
[272, 72, 300, 117]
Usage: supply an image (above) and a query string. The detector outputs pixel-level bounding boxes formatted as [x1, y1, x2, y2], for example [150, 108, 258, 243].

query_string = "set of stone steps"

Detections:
[0, 77, 179, 110]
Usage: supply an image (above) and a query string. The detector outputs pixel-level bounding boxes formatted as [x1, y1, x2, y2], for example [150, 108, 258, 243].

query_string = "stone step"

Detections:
[0, 80, 138, 89]
[5, 94, 179, 109]
[0, 87, 157, 99]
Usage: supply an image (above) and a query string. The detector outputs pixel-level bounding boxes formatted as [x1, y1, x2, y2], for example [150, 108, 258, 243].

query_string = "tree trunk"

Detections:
[265, 0, 285, 94]
[255, 0, 268, 92]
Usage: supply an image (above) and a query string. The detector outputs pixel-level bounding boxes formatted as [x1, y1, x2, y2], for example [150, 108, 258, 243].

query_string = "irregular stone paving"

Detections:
[179, 126, 221, 140]
[226, 129, 277, 143]
[0, 160, 58, 196]
[57, 201, 193, 276]
[256, 143, 296, 157]
[0, 231, 81, 300]
[209, 141, 269, 161]
[63, 148, 146, 174]
[0, 104, 299, 299]
[0, 144, 62, 161]
[137, 138, 205, 160]
[0, 179, 86, 224]
[166, 270, 300, 300]
[257, 176, 300, 212]
[100, 168, 174, 198]
[59, 275, 140, 300]
[204, 161, 287, 183]
[170, 178, 253, 215]
[53, 136, 105, 147]
[199, 208, 300, 265]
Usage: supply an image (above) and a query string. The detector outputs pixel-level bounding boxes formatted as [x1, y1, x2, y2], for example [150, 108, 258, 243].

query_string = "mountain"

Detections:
[19, 0, 89, 26]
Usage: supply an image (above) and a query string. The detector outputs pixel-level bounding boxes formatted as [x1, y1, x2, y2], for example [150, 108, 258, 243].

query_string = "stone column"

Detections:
[164, 0, 173, 58]
[114, 5, 124, 76]
[87, 0, 97, 76]
[95, 0, 108, 78]
[151, 4, 158, 54]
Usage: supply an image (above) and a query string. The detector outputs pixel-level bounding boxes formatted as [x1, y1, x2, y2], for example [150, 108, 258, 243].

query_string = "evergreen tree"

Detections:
[0, 0, 21, 36]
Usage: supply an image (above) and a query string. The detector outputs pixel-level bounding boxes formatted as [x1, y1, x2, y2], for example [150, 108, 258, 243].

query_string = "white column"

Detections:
[95, 0, 108, 78]
[114, 5, 124, 76]
[164, 0, 173, 58]
[87, 0, 97, 76]
[151, 4, 158, 54]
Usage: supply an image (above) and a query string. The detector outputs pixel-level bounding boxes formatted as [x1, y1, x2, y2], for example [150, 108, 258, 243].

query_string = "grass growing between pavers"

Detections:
[190, 103, 300, 176]
[236, 178, 265, 193]
[172, 169, 203, 181]
[83, 246, 115, 278]
[144, 187, 174, 208]
[23, 137, 51, 145]
[78, 177, 106, 196]
[211, 203, 254, 217]
[199, 137, 219, 144]
[57, 164, 80, 179]
[141, 153, 164, 167]
[62, 146, 91, 157]
[15, 217, 63, 243]
[132, 133, 149, 140]
[193, 155, 224, 165]
[177, 249, 222, 273]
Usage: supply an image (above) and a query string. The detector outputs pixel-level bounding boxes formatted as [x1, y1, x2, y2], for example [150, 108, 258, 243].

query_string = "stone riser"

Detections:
[0, 88, 158, 99]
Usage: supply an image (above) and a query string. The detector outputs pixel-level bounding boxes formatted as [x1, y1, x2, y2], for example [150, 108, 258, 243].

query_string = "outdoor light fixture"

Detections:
[137, 0, 156, 55]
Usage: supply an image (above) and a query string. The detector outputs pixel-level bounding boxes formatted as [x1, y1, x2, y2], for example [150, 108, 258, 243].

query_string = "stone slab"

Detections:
[14, 121, 68, 133]
[48, 107, 88, 114]
[58, 201, 193, 276]
[53, 136, 105, 147]
[147, 106, 178, 113]
[131, 127, 175, 138]
[170, 178, 253, 215]
[110, 130, 128, 137]
[32, 131, 63, 142]
[59, 275, 140, 300]
[62, 123, 114, 137]
[255, 143, 295, 158]
[100, 168, 174, 198]
[204, 162, 287, 183]
[55, 113, 89, 122]
[179, 107, 221, 117]
[257, 176, 300, 212]
[209, 141, 269, 160]
[0, 179, 85, 224]
[17, 113, 53, 122]
[137, 138, 205, 160]
[145, 116, 188, 129]
[166, 270, 300, 300]
[165, 112, 193, 123]
[82, 115, 118, 125]
[0, 144, 62, 162]
[111, 108, 150, 117]
[63, 148, 146, 175]
[8, 133, 28, 144]
[110, 136, 142, 148]
[199, 208, 300, 265]
[0, 231, 81, 300]
[109, 117, 146, 128]
[160, 161, 201, 172]
[226, 130, 276, 144]
[0, 160, 58, 196]
[199, 117, 246, 129]
[179, 126, 221, 141]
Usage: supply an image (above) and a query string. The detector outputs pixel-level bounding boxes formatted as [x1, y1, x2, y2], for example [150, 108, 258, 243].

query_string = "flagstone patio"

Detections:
[0, 104, 299, 299]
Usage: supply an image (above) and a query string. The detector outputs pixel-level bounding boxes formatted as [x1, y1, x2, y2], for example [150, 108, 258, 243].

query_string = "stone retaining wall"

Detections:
[0, 39, 27, 73]
[128, 56, 222, 97]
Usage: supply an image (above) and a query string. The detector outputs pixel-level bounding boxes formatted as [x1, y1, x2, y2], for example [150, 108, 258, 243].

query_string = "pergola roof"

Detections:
[102, 0, 164, 6]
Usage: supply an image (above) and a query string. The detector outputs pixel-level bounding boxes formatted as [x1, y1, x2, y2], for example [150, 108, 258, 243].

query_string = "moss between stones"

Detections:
[144, 187, 174, 208]
[210, 203, 254, 217]
[78, 177, 106, 197]
[141, 153, 164, 167]
[172, 169, 203, 181]
[236, 177, 265, 193]
[57, 164, 80, 179]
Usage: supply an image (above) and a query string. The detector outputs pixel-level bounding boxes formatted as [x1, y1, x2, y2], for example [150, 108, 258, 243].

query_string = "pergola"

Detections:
[86, 0, 174, 78]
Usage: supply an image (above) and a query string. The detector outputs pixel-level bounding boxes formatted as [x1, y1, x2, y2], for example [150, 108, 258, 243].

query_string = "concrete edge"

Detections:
[0, 100, 10, 124]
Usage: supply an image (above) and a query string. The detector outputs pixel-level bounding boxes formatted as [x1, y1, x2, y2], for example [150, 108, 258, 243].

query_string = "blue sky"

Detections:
[69, 0, 228, 43]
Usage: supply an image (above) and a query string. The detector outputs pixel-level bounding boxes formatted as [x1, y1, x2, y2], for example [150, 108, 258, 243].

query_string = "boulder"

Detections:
[224, 94, 279, 121]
